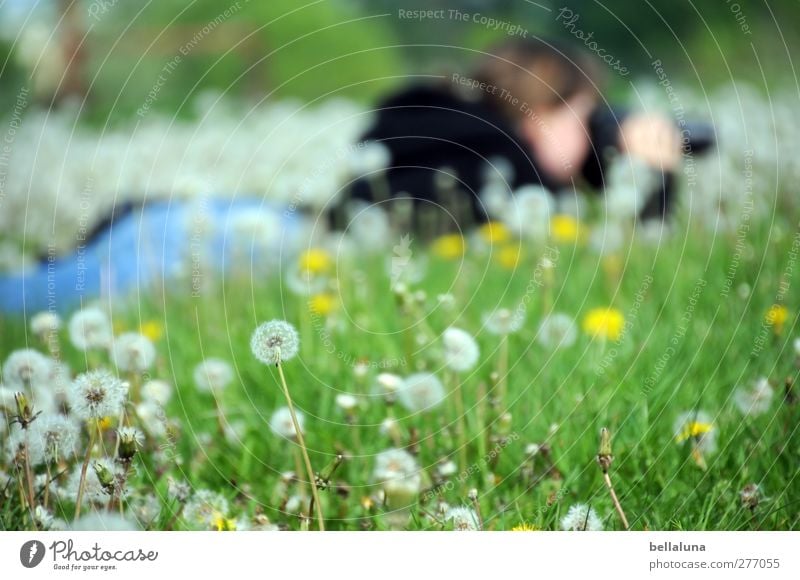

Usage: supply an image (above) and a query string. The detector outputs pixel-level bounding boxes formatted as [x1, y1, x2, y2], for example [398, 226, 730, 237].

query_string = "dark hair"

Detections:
[472, 38, 605, 118]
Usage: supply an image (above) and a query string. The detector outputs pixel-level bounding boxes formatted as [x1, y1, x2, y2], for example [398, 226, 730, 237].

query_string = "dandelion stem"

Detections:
[603, 472, 630, 530]
[451, 372, 469, 482]
[497, 334, 509, 410]
[75, 422, 98, 519]
[597, 427, 629, 530]
[276, 361, 325, 531]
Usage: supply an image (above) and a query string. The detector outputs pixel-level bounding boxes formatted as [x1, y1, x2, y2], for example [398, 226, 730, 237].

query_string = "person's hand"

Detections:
[618, 113, 681, 170]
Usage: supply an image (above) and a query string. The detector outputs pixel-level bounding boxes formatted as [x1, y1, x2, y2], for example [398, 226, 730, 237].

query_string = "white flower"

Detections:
[794, 337, 800, 357]
[3, 349, 51, 389]
[250, 320, 300, 365]
[4, 424, 27, 462]
[560, 504, 603, 531]
[503, 185, 553, 239]
[141, 379, 172, 405]
[437, 460, 458, 478]
[537, 313, 578, 348]
[335, 393, 359, 411]
[483, 308, 524, 335]
[135, 402, 167, 438]
[183, 490, 230, 530]
[374, 373, 405, 396]
[373, 448, 420, 485]
[193, 358, 234, 393]
[27, 415, 80, 465]
[442, 327, 480, 372]
[397, 372, 446, 413]
[347, 142, 390, 176]
[110, 333, 156, 373]
[71, 512, 140, 531]
[63, 459, 119, 504]
[30, 311, 62, 335]
[167, 478, 191, 502]
[733, 377, 774, 417]
[269, 406, 304, 439]
[68, 369, 128, 421]
[131, 495, 162, 527]
[444, 506, 480, 531]
[68, 307, 112, 350]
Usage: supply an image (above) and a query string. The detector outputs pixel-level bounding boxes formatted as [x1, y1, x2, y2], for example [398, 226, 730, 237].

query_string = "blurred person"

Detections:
[348, 38, 713, 227]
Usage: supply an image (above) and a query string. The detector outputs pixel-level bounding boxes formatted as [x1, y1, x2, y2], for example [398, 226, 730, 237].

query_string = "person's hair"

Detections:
[472, 38, 605, 118]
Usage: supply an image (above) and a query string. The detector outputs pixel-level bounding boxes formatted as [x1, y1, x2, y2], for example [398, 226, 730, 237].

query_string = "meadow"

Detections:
[1, 196, 798, 531]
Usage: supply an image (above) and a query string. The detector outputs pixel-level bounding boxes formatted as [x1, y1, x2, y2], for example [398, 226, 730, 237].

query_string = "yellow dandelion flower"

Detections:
[431, 234, 466, 260]
[511, 522, 540, 531]
[675, 420, 714, 443]
[299, 248, 333, 275]
[212, 512, 236, 531]
[477, 221, 511, 244]
[765, 304, 789, 334]
[495, 244, 522, 269]
[308, 293, 336, 316]
[139, 320, 164, 341]
[550, 214, 582, 244]
[582, 307, 625, 341]
[94, 417, 113, 431]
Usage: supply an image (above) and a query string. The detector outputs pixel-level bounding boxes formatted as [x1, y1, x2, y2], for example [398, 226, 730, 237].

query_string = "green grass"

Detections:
[1, 211, 799, 531]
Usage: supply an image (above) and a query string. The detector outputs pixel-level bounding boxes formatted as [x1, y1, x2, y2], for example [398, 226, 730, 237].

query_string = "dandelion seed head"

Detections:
[68, 369, 128, 421]
[335, 393, 359, 411]
[183, 490, 230, 530]
[110, 333, 156, 373]
[734, 377, 774, 417]
[3, 349, 50, 389]
[483, 308, 524, 335]
[397, 372, 446, 413]
[444, 506, 480, 531]
[27, 415, 79, 465]
[30, 311, 61, 335]
[193, 358, 234, 392]
[250, 320, 300, 365]
[537, 312, 578, 348]
[68, 307, 112, 351]
[269, 406, 304, 439]
[442, 327, 480, 372]
[141, 379, 172, 405]
[560, 503, 603, 531]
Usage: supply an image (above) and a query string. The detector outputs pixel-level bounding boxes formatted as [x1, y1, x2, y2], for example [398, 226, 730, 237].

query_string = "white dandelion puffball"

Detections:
[483, 308, 525, 335]
[110, 333, 156, 373]
[372, 448, 420, 485]
[135, 402, 167, 438]
[397, 373, 446, 413]
[269, 406, 304, 439]
[347, 141, 391, 176]
[27, 415, 80, 465]
[537, 313, 578, 348]
[3, 349, 51, 389]
[503, 185, 553, 239]
[141, 379, 173, 405]
[733, 377, 774, 417]
[335, 393, 359, 411]
[374, 373, 405, 396]
[63, 459, 119, 505]
[250, 320, 300, 365]
[182, 489, 231, 530]
[68, 307, 112, 350]
[560, 503, 604, 531]
[444, 506, 480, 531]
[68, 369, 128, 421]
[30, 311, 62, 335]
[442, 327, 480, 372]
[193, 358, 234, 393]
[794, 336, 800, 356]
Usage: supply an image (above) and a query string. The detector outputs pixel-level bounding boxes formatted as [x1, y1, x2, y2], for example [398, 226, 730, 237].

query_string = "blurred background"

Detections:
[1, 0, 798, 121]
